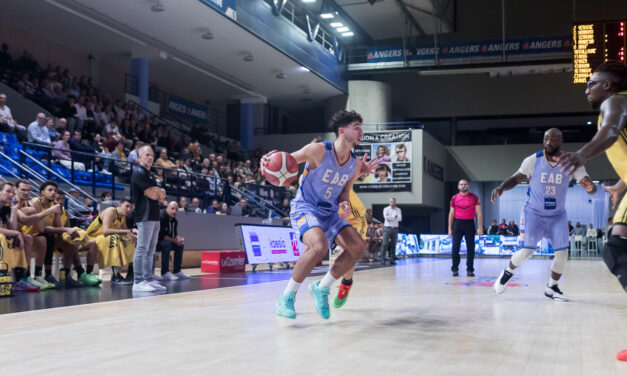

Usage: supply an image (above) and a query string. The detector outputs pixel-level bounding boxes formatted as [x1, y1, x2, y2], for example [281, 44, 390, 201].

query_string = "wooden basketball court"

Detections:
[1, 257, 626, 375]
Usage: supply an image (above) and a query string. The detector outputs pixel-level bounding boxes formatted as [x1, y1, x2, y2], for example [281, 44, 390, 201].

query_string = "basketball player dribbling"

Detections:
[262, 110, 377, 320]
[492, 128, 596, 301]
[557, 62, 627, 361]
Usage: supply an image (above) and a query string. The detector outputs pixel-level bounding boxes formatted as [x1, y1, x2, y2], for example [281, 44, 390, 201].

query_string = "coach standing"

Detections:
[380, 197, 402, 265]
[448, 179, 483, 277]
[131, 145, 166, 292]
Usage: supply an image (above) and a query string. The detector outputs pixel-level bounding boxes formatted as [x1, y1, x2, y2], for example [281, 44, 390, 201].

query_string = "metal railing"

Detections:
[17, 142, 286, 219]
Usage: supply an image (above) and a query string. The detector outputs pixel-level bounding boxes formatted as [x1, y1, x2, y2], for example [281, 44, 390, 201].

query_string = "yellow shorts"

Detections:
[93, 234, 135, 268]
[55, 228, 91, 252]
[614, 193, 627, 225]
[347, 216, 368, 241]
[0, 234, 27, 270]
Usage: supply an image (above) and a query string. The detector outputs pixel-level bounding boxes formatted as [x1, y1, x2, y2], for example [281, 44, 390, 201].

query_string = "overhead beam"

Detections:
[394, 0, 426, 36]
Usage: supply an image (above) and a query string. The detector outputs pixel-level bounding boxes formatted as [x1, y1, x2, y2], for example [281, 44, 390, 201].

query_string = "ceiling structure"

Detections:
[335, 0, 454, 41]
[0, 0, 347, 110]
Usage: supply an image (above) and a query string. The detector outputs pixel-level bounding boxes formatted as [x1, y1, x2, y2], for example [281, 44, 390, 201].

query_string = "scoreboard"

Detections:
[573, 20, 625, 83]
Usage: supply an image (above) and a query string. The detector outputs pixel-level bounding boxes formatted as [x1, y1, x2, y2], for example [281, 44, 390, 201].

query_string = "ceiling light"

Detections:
[243, 53, 254, 62]
[330, 22, 343, 27]
[298, 66, 310, 72]
[342, 32, 354, 37]
[337, 27, 349, 32]
[276, 72, 287, 79]
[303, 88, 312, 94]
[320, 13, 334, 19]
[150, 0, 164, 12]
[302, 0, 316, 2]
[201, 30, 213, 40]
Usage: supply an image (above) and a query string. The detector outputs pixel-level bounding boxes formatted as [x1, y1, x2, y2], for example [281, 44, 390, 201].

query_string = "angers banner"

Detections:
[354, 131, 412, 192]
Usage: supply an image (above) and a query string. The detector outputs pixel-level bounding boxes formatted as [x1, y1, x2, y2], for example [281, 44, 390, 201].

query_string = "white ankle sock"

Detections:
[318, 272, 338, 289]
[549, 278, 559, 287]
[505, 265, 514, 273]
[283, 278, 301, 294]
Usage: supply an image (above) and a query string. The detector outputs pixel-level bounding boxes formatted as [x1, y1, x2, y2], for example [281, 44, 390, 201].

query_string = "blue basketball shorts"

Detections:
[290, 202, 351, 248]
[519, 206, 568, 251]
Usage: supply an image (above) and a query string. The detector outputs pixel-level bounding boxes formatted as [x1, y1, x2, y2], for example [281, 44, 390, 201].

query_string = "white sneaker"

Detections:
[132, 281, 156, 292]
[544, 284, 568, 301]
[162, 272, 179, 281]
[494, 269, 513, 294]
[147, 280, 166, 291]
[173, 271, 191, 279]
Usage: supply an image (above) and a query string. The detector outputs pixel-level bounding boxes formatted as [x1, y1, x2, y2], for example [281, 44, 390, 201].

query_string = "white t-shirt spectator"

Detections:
[586, 227, 597, 237]
[74, 103, 88, 121]
[383, 206, 402, 228]
[0, 104, 13, 123]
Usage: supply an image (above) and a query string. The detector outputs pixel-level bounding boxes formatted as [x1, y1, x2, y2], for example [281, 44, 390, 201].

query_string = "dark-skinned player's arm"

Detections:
[558, 95, 627, 173]
[491, 172, 528, 203]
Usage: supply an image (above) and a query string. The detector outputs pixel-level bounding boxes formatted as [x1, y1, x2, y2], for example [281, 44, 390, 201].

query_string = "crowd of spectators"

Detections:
[486, 219, 520, 236]
[0, 43, 291, 217]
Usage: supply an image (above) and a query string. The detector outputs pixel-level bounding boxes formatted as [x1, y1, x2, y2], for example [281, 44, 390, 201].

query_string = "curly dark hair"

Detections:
[593, 61, 627, 91]
[328, 110, 363, 136]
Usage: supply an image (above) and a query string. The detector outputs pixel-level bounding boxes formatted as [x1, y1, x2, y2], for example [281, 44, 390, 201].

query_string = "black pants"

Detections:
[43, 233, 56, 269]
[157, 240, 184, 275]
[451, 219, 476, 272]
[380, 226, 399, 262]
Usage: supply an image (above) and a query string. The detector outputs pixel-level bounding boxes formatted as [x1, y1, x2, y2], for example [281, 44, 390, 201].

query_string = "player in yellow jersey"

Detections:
[85, 198, 136, 284]
[31, 181, 85, 288]
[557, 61, 627, 361]
[54, 191, 102, 286]
[15, 180, 61, 289]
[331, 187, 368, 308]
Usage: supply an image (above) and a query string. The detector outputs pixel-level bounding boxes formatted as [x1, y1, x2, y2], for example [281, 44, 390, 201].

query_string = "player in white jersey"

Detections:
[491, 128, 596, 301]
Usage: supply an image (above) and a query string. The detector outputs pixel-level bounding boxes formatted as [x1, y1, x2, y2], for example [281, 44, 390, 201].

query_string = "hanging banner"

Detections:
[353, 131, 412, 192]
[167, 94, 209, 122]
[199, 0, 237, 20]
[366, 36, 572, 63]
[244, 183, 286, 208]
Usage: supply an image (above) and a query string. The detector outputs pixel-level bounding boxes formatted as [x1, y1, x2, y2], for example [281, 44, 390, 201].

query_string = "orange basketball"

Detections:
[262, 151, 298, 187]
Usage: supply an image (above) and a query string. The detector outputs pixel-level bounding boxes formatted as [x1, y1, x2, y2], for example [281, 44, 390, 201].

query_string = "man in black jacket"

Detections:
[69, 130, 97, 170]
[157, 201, 190, 281]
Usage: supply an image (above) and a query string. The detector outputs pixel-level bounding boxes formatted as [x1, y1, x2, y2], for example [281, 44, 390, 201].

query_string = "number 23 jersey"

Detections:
[518, 150, 588, 215]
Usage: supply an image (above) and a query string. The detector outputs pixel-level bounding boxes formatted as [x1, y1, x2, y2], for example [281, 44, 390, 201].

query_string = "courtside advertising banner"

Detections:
[237, 225, 303, 264]
[354, 131, 412, 192]
[418, 235, 555, 256]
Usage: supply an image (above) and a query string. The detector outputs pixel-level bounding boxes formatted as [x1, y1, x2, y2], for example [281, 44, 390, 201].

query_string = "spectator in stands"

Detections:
[104, 119, 120, 136]
[178, 196, 189, 212]
[488, 220, 499, 235]
[97, 191, 113, 212]
[27, 112, 51, 145]
[205, 199, 219, 214]
[568, 221, 574, 234]
[586, 223, 598, 240]
[69, 130, 99, 172]
[82, 196, 98, 223]
[127, 141, 143, 164]
[46, 117, 60, 142]
[73, 96, 89, 131]
[507, 220, 519, 236]
[221, 175, 233, 204]
[52, 130, 86, 170]
[102, 131, 118, 153]
[211, 160, 221, 178]
[233, 198, 253, 217]
[498, 219, 508, 235]
[109, 141, 131, 176]
[280, 198, 290, 217]
[16, 73, 37, 99]
[157, 201, 190, 281]
[573, 222, 586, 237]
[216, 202, 230, 215]
[189, 197, 203, 213]
[0, 93, 27, 138]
